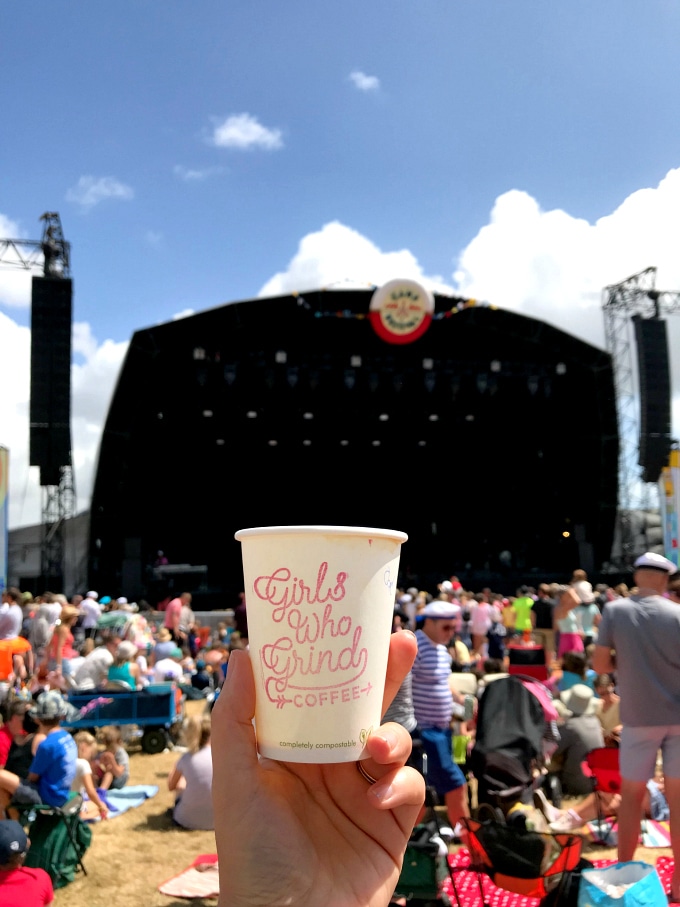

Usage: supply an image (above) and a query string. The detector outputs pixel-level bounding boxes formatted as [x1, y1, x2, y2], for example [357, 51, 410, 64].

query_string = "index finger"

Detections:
[381, 630, 417, 716]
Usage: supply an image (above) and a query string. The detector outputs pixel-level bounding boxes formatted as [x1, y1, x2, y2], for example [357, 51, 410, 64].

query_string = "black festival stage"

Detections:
[88, 286, 619, 604]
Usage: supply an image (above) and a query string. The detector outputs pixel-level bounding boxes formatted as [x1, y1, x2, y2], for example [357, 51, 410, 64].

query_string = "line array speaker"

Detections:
[29, 276, 73, 481]
[633, 315, 671, 483]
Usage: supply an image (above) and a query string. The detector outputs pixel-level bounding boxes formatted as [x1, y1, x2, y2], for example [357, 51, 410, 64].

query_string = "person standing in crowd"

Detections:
[78, 591, 102, 640]
[533, 583, 557, 667]
[42, 605, 80, 685]
[164, 592, 191, 644]
[0, 589, 24, 641]
[411, 601, 469, 831]
[554, 569, 589, 656]
[234, 591, 249, 645]
[593, 552, 680, 901]
[512, 585, 535, 638]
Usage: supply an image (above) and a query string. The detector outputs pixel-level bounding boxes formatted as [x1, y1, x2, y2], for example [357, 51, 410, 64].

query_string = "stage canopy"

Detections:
[88, 286, 618, 603]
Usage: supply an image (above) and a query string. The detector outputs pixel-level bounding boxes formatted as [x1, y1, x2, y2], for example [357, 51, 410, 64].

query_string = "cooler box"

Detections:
[507, 643, 549, 681]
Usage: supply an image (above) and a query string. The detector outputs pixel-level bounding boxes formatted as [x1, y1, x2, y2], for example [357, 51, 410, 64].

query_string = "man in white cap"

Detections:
[593, 551, 680, 897]
[79, 591, 102, 639]
[411, 600, 469, 831]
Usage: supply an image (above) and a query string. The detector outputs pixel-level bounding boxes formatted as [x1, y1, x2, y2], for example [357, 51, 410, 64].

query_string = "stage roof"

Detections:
[89, 288, 618, 601]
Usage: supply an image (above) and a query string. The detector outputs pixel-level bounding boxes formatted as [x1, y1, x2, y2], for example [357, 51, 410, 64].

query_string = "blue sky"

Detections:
[2, 1, 680, 527]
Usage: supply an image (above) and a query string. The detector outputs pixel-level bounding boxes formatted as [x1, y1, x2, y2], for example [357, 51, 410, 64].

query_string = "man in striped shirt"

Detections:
[412, 601, 469, 830]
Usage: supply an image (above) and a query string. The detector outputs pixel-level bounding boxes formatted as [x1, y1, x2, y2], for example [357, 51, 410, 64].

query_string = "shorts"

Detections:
[620, 724, 680, 782]
[12, 780, 42, 806]
[534, 628, 556, 655]
[558, 633, 583, 657]
[418, 726, 467, 796]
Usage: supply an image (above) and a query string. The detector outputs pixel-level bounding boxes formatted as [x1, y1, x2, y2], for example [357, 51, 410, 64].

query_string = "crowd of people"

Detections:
[2, 553, 680, 906]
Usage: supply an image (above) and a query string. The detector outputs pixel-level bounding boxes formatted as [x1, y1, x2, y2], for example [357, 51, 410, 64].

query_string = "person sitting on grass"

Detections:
[0, 690, 78, 819]
[168, 714, 213, 830]
[106, 640, 142, 689]
[0, 819, 54, 907]
[71, 731, 109, 821]
[93, 725, 129, 791]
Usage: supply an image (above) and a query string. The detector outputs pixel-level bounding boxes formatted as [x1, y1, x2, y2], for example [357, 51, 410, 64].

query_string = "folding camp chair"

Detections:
[451, 808, 584, 907]
[20, 793, 91, 888]
[583, 746, 621, 845]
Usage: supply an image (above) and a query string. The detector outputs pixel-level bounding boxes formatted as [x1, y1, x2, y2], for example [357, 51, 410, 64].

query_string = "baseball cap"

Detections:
[421, 601, 460, 620]
[0, 820, 28, 864]
[29, 690, 81, 722]
[634, 552, 678, 575]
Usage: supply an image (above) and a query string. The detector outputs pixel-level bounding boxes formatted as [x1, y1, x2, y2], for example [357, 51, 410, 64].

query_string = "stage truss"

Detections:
[602, 267, 680, 567]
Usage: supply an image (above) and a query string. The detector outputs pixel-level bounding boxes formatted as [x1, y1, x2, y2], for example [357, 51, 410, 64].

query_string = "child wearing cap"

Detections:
[0, 818, 54, 906]
[0, 690, 77, 818]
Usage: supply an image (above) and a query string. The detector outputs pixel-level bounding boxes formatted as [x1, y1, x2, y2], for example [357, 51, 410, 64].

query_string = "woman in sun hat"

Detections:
[548, 683, 604, 797]
[151, 626, 176, 666]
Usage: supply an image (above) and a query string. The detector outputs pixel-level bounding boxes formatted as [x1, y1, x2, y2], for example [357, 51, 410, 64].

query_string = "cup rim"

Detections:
[235, 525, 407, 543]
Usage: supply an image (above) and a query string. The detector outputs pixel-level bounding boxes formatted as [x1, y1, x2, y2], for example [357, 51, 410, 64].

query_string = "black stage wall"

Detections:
[88, 290, 619, 603]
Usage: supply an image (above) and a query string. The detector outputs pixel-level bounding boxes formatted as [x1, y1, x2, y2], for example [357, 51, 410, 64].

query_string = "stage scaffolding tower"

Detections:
[602, 267, 680, 568]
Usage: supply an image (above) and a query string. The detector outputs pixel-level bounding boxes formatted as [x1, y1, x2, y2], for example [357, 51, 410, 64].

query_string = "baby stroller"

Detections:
[391, 750, 457, 906]
[469, 675, 549, 815]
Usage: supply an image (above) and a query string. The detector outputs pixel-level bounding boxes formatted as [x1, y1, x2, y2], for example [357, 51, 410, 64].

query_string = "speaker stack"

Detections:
[633, 315, 672, 483]
[29, 276, 73, 485]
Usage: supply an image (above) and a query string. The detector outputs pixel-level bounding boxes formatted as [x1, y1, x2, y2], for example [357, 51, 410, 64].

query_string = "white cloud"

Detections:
[349, 70, 380, 92]
[173, 164, 223, 181]
[259, 221, 449, 298]
[172, 308, 195, 320]
[210, 113, 283, 150]
[452, 168, 680, 348]
[66, 176, 134, 211]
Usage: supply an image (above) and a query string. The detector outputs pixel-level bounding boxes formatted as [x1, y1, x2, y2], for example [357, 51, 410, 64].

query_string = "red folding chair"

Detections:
[451, 809, 583, 907]
[583, 746, 621, 844]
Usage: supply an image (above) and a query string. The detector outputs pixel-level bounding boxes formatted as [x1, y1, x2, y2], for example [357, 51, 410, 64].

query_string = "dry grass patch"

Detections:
[54, 700, 217, 907]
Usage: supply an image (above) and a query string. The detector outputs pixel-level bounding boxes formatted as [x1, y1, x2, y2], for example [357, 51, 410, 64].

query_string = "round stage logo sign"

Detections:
[369, 279, 434, 344]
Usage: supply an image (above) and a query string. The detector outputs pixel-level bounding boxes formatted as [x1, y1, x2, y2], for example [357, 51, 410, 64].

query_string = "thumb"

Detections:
[211, 649, 259, 778]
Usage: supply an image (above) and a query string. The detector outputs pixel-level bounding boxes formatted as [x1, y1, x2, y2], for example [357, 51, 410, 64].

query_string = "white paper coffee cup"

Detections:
[235, 525, 407, 763]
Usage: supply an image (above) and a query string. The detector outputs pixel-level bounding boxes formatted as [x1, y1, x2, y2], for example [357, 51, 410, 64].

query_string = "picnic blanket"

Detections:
[159, 854, 219, 898]
[588, 818, 671, 848]
[158, 854, 678, 904]
[444, 853, 677, 907]
[87, 784, 159, 819]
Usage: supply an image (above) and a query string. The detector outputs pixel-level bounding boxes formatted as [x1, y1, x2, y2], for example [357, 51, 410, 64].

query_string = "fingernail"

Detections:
[379, 729, 397, 749]
[371, 780, 394, 800]
[402, 629, 416, 639]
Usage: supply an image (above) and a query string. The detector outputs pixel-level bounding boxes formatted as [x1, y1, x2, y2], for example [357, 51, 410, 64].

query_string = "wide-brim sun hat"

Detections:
[559, 683, 600, 717]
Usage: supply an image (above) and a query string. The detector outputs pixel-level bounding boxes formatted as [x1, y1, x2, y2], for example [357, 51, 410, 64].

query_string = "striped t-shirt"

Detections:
[411, 629, 454, 729]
